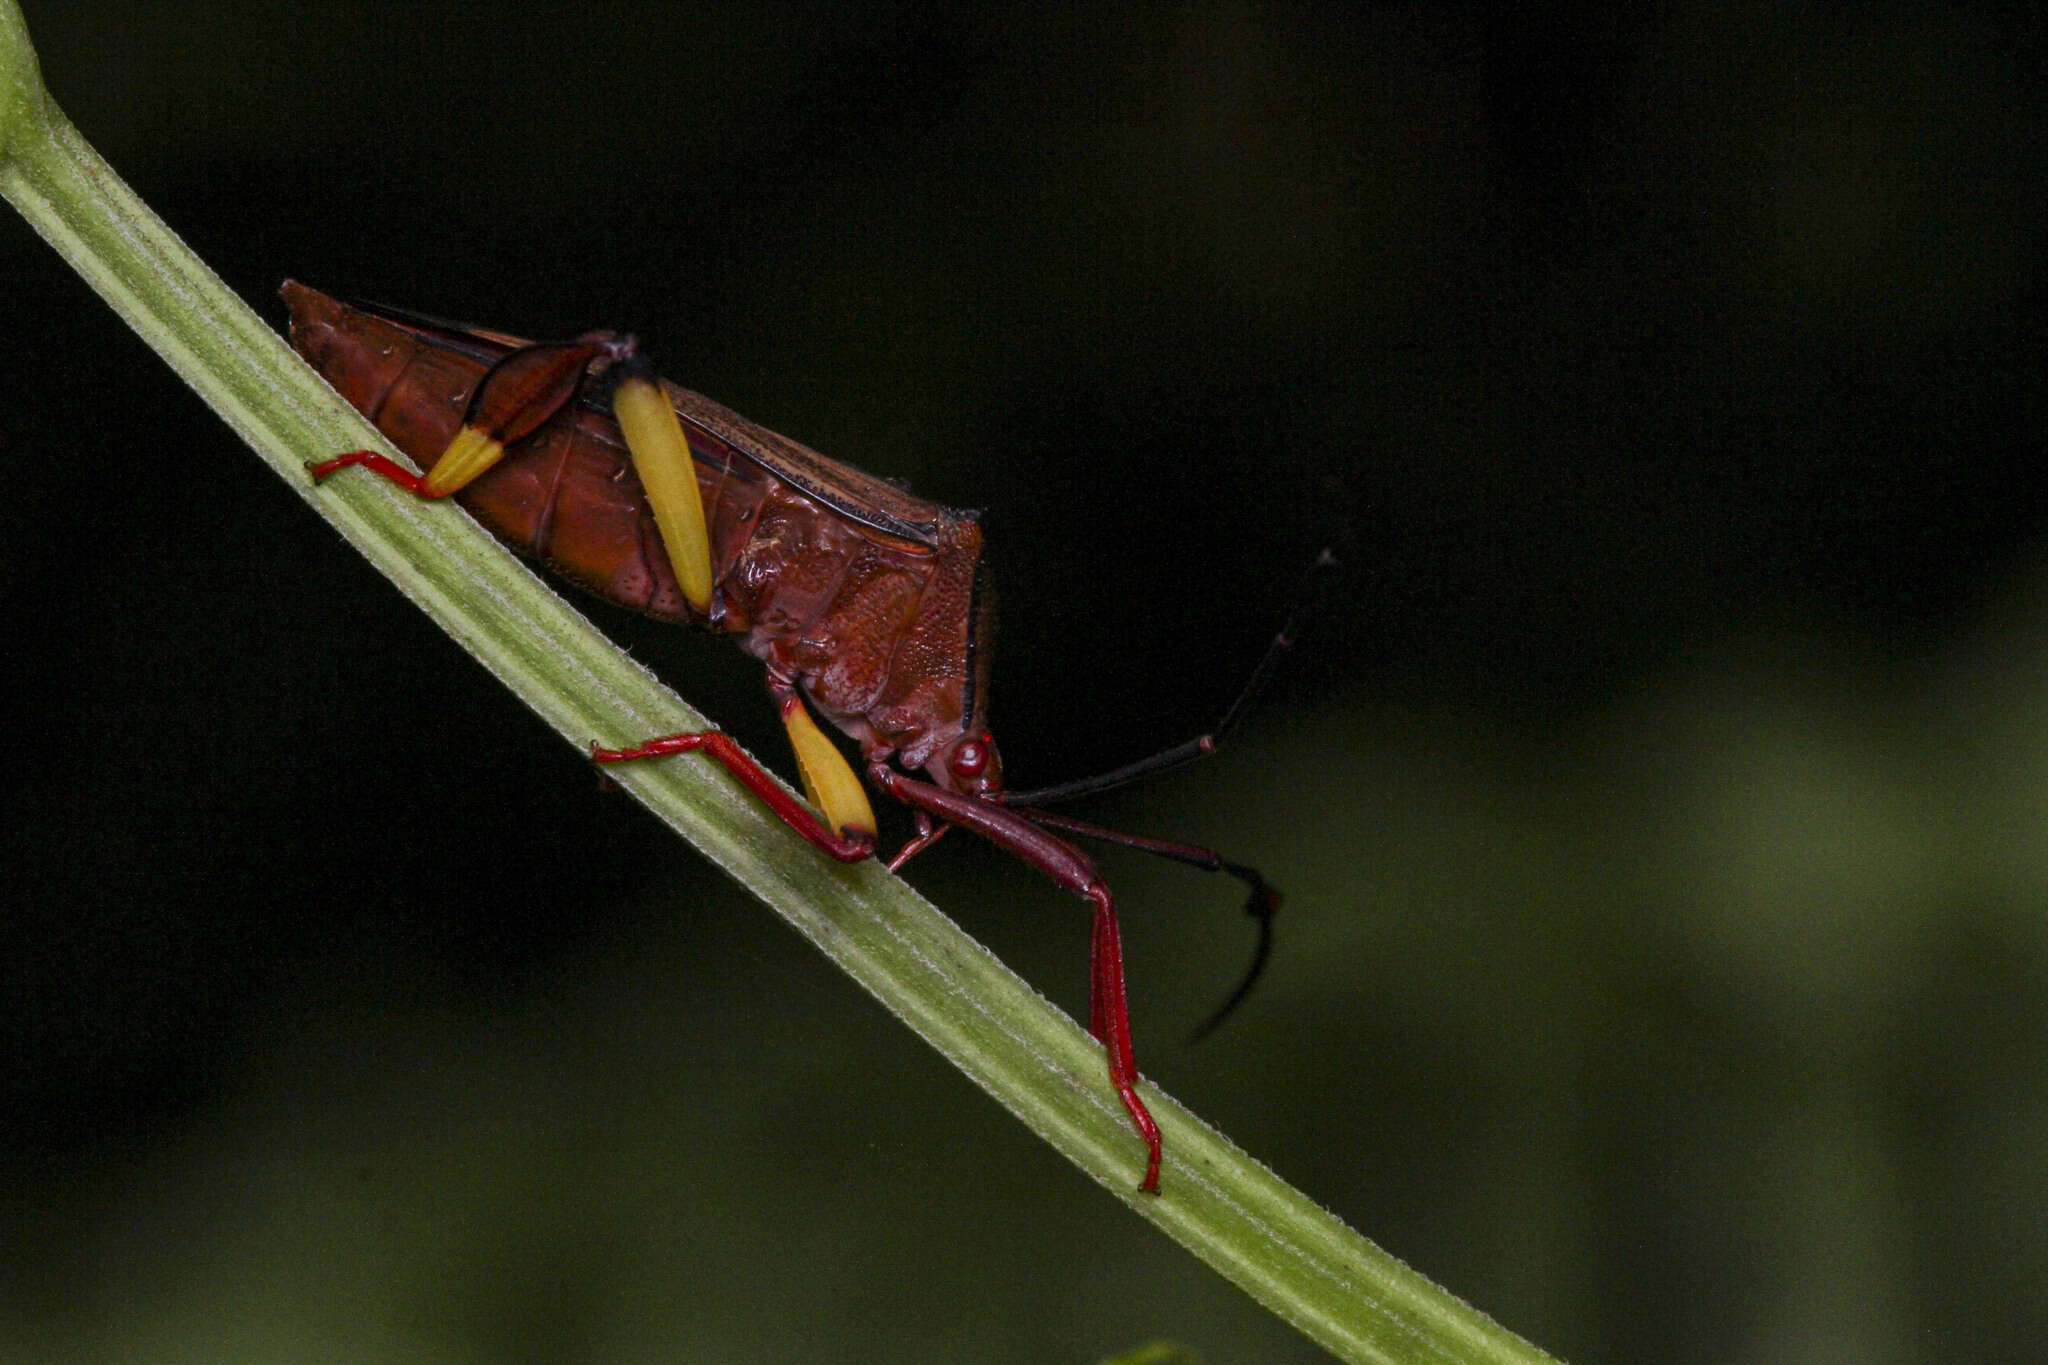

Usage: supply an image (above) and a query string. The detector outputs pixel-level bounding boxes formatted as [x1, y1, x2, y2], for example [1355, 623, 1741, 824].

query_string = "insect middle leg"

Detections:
[591, 668, 878, 855]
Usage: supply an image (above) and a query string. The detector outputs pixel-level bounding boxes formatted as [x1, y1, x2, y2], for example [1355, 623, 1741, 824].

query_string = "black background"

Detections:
[6, 3, 2047, 1361]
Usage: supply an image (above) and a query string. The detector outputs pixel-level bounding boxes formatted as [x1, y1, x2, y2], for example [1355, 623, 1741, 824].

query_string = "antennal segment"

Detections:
[1003, 548, 1336, 807]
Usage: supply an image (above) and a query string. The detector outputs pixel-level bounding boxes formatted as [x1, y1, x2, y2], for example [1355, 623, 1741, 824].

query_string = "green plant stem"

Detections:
[0, 7, 1557, 1363]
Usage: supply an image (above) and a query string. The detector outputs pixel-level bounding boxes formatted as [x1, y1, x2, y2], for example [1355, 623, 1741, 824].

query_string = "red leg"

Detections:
[872, 765, 1165, 1192]
[591, 731, 875, 862]
[307, 449, 439, 496]
[1087, 884, 1162, 1192]
[886, 813, 951, 872]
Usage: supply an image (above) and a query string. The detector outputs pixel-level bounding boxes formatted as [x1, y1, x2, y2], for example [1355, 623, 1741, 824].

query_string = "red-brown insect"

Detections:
[284, 280, 1294, 1192]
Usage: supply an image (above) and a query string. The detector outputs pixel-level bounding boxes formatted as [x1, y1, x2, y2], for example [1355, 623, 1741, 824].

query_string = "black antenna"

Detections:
[1003, 548, 1336, 807]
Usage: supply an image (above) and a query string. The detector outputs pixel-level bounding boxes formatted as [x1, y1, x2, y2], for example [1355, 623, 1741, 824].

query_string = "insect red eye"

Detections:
[951, 738, 988, 778]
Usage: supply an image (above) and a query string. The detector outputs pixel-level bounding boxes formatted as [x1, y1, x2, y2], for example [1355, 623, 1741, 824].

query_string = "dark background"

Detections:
[6, 3, 2047, 1361]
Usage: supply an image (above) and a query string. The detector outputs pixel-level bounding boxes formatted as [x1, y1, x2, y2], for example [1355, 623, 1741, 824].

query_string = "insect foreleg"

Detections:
[885, 811, 951, 872]
[871, 768, 1164, 1192]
